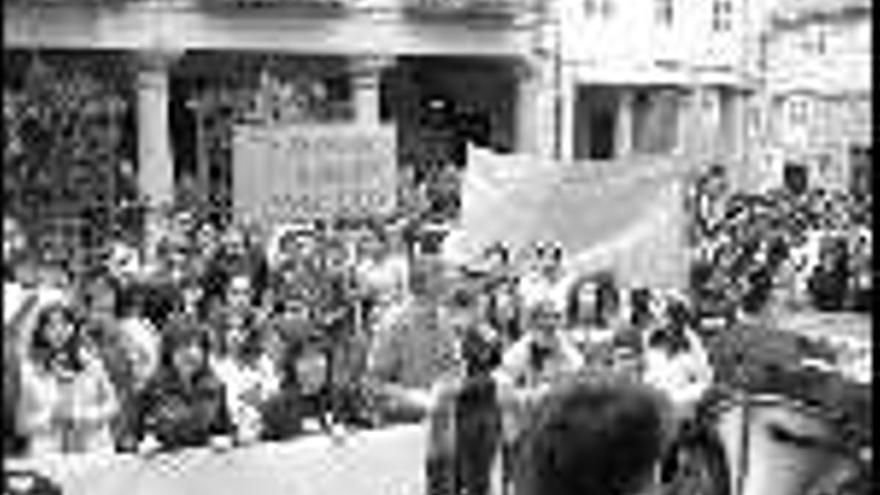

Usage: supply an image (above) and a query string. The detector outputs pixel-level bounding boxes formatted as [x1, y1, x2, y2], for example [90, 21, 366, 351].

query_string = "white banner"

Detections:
[232, 124, 397, 226]
[445, 146, 691, 290]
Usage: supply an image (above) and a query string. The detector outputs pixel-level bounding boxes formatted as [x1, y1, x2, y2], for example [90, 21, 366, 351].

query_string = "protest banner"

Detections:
[445, 146, 691, 290]
[232, 124, 397, 227]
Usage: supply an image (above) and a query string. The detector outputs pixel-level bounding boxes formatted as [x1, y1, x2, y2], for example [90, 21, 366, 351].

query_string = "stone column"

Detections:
[135, 50, 178, 264]
[558, 77, 577, 162]
[516, 58, 555, 158]
[615, 89, 634, 158]
[351, 55, 393, 125]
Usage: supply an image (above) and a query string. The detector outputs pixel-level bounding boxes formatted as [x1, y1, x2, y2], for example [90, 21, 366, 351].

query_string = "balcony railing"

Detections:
[400, 0, 531, 20]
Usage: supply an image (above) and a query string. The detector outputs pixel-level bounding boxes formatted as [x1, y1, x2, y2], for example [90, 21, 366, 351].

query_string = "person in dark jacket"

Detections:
[203, 228, 269, 316]
[125, 319, 233, 452]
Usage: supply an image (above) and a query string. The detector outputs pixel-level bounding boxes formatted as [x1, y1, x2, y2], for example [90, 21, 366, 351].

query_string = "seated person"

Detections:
[211, 309, 280, 443]
[17, 302, 118, 456]
[126, 320, 234, 452]
[511, 379, 672, 495]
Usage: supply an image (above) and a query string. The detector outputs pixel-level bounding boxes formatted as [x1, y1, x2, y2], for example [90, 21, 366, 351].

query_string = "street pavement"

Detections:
[6, 425, 429, 495]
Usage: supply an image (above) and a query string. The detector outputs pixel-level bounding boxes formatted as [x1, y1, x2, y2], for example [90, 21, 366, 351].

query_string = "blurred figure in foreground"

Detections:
[511, 379, 672, 495]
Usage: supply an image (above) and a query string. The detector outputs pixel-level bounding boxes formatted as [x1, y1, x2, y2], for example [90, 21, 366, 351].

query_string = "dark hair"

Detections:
[216, 312, 265, 365]
[29, 304, 89, 373]
[514, 380, 670, 495]
[567, 272, 619, 328]
[483, 242, 510, 264]
[740, 267, 774, 315]
[485, 283, 521, 341]
[157, 318, 213, 381]
[629, 288, 654, 328]
[647, 298, 693, 354]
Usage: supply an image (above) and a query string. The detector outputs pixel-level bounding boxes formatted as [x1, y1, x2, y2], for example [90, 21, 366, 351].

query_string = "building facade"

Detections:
[4, 0, 545, 255]
[759, 0, 871, 192]
[548, 0, 762, 185]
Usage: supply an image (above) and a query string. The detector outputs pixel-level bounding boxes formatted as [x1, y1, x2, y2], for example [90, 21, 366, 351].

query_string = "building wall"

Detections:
[762, 5, 872, 190]
[551, 0, 757, 168]
[4, 0, 535, 56]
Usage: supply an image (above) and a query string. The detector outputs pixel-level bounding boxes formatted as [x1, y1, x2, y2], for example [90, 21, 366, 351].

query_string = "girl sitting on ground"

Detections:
[17, 301, 118, 456]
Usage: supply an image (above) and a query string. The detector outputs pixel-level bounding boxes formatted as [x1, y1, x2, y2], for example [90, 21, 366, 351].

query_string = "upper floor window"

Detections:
[712, 0, 734, 32]
[656, 0, 674, 25]
[816, 26, 827, 54]
[584, 0, 614, 18]
[789, 99, 809, 125]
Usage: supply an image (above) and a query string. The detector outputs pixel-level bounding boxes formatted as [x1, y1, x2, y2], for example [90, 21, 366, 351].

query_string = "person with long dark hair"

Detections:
[126, 320, 233, 452]
[17, 302, 118, 455]
[565, 271, 622, 353]
[212, 307, 279, 444]
[641, 296, 713, 420]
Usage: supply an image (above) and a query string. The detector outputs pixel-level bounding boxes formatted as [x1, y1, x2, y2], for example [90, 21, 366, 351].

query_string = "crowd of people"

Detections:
[2, 160, 871, 495]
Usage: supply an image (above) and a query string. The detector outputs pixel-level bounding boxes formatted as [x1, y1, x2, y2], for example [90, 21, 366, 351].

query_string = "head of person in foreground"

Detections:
[512, 379, 672, 495]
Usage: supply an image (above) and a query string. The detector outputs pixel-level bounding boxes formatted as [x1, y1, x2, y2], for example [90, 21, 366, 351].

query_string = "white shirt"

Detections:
[495, 332, 584, 390]
[117, 317, 160, 390]
[213, 355, 280, 440]
[641, 327, 713, 411]
[517, 272, 568, 313]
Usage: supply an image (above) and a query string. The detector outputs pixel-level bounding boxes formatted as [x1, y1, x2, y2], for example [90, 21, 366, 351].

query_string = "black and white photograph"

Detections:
[2, 0, 872, 494]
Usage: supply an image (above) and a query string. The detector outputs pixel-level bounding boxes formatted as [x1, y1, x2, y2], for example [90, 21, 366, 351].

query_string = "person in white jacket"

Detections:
[641, 297, 714, 421]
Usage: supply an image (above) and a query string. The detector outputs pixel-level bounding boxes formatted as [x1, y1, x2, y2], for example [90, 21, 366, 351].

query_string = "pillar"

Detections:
[351, 55, 393, 125]
[615, 89, 634, 158]
[516, 58, 555, 158]
[558, 77, 577, 162]
[135, 50, 178, 263]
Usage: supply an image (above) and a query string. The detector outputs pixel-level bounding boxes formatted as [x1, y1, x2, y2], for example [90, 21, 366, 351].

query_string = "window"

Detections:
[585, 0, 614, 18]
[656, 0, 674, 25]
[789, 99, 809, 125]
[712, 0, 733, 32]
[816, 26, 827, 54]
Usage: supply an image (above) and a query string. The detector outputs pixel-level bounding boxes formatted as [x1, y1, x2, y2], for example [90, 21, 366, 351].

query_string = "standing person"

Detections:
[565, 272, 623, 358]
[493, 298, 584, 491]
[355, 224, 410, 337]
[426, 287, 503, 495]
[127, 320, 234, 452]
[212, 308, 280, 444]
[203, 227, 269, 318]
[17, 303, 118, 456]
[365, 252, 463, 424]
[494, 300, 583, 394]
[210, 274, 265, 350]
[4, 215, 37, 456]
[190, 220, 221, 281]
[517, 241, 568, 312]
[484, 278, 522, 349]
[317, 234, 373, 427]
[641, 297, 714, 421]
